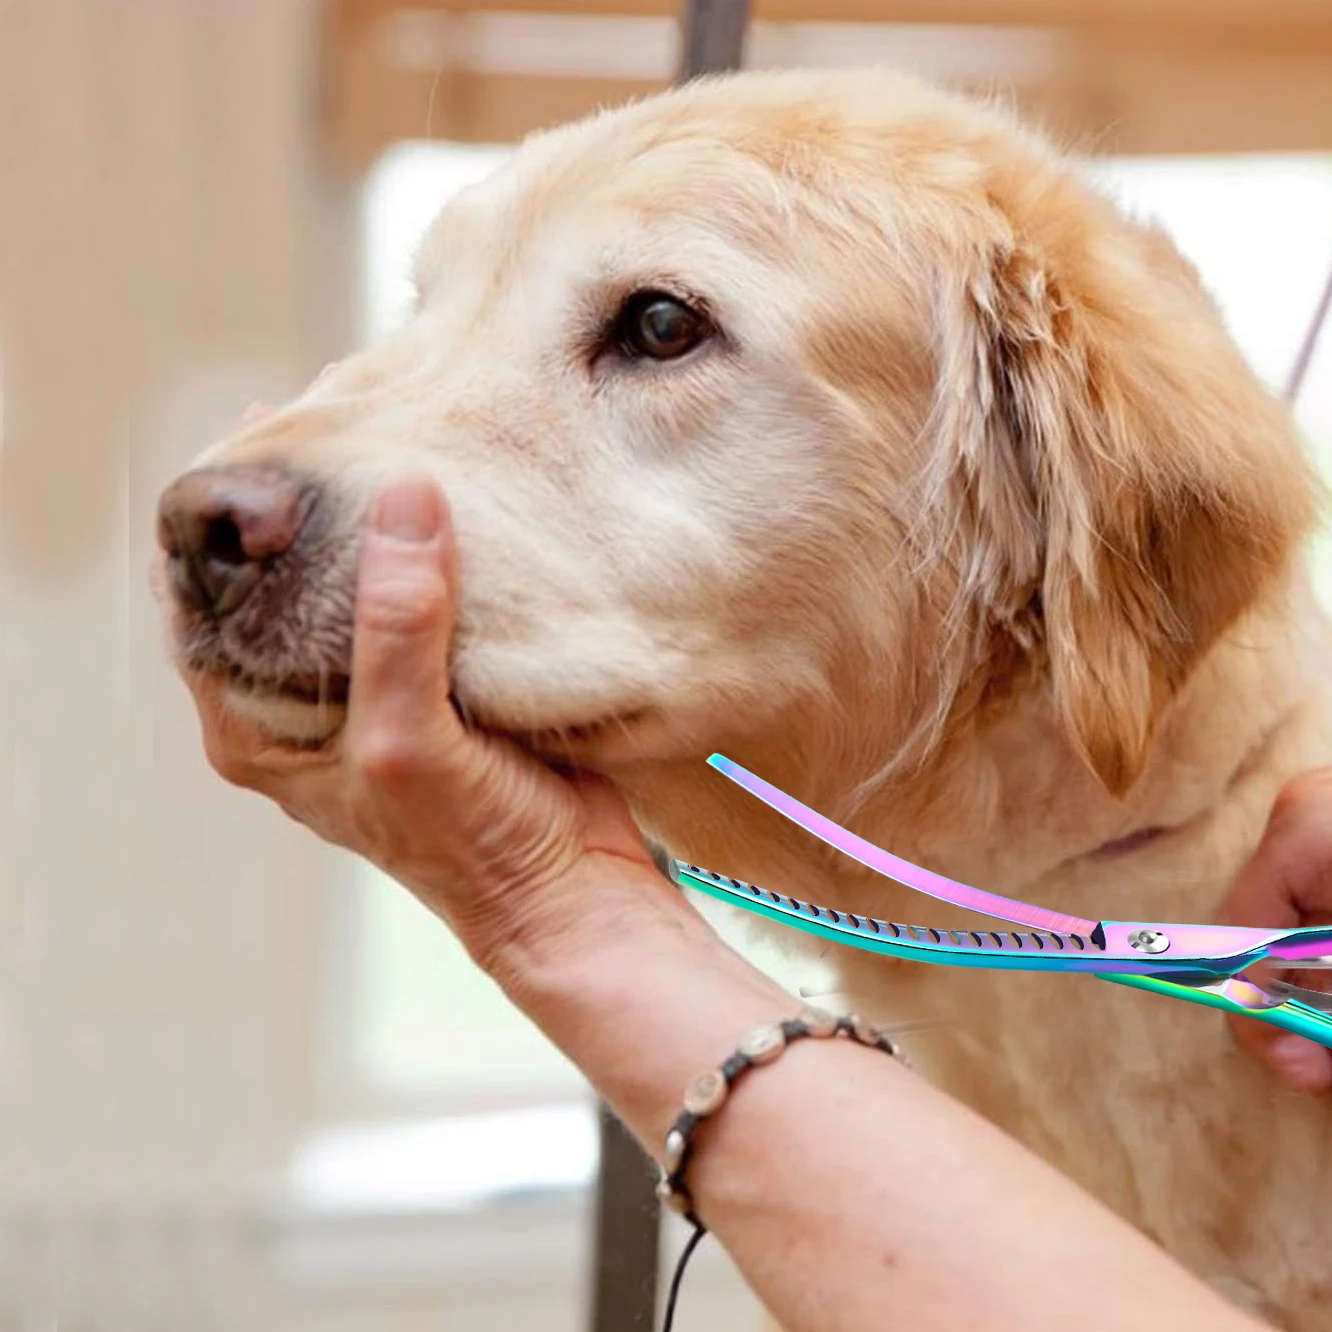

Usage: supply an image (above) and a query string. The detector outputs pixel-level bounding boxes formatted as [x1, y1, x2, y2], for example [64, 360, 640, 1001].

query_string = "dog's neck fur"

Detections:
[618, 570, 1326, 938]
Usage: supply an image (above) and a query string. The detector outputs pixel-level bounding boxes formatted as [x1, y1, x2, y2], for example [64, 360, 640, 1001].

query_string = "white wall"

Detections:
[0, 0, 353, 1325]
[0, 3, 763, 1327]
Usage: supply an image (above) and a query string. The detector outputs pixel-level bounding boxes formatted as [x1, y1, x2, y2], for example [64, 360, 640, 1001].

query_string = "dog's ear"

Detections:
[929, 213, 1316, 796]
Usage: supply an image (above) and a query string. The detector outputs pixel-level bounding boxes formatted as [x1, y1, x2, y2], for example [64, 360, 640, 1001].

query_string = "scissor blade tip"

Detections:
[706, 752, 731, 770]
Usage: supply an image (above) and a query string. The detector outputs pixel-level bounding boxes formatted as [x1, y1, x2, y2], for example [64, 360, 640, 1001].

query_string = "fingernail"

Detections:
[372, 478, 443, 542]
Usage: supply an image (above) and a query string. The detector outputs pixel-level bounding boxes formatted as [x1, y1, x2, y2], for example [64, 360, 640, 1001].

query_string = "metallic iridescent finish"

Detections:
[671, 755, 1332, 1050]
[706, 753, 1099, 936]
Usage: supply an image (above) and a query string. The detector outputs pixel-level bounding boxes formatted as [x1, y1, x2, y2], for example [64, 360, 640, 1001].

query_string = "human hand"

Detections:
[180, 472, 670, 982]
[1221, 770, 1332, 1095]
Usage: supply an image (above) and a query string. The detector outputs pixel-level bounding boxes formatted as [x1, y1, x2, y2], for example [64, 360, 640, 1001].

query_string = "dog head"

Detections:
[157, 69, 1316, 797]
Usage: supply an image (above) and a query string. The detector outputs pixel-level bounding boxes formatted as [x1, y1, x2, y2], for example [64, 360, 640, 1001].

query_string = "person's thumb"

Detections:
[1221, 772, 1332, 1095]
[347, 476, 466, 755]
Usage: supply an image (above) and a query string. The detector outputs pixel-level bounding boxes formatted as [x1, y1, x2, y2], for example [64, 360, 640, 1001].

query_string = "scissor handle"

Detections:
[1100, 973, 1332, 1050]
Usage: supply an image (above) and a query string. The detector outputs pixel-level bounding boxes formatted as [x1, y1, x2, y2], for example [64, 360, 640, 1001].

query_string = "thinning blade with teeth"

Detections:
[669, 861, 1126, 972]
[673, 755, 1332, 1048]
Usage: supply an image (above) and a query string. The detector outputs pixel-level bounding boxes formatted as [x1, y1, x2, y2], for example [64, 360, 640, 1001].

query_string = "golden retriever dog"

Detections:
[157, 70, 1331, 1327]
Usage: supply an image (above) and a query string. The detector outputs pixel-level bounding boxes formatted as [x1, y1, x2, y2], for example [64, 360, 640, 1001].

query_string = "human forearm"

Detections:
[186, 480, 1272, 1332]
[495, 863, 1268, 1332]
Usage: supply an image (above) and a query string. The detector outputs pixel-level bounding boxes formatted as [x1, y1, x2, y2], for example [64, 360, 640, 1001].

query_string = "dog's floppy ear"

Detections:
[930, 212, 1316, 796]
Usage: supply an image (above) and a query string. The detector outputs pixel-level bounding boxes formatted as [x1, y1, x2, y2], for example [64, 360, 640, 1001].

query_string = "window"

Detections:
[338, 145, 1332, 1122]
[1085, 154, 1332, 606]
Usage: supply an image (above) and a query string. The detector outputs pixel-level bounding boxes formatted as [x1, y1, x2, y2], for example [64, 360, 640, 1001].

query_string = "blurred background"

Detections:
[0, 1, 1328, 1329]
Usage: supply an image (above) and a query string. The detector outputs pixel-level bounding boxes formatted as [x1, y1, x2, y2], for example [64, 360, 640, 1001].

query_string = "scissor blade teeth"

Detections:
[1267, 957, 1332, 970]
[672, 864, 1109, 960]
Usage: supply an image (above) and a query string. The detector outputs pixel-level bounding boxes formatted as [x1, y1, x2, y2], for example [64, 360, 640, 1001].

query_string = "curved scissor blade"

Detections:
[707, 754, 1100, 937]
[672, 862, 1128, 970]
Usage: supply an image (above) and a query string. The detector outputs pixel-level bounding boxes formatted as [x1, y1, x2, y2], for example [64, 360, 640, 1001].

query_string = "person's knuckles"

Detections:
[1265, 1037, 1332, 1095]
[356, 554, 449, 639]
[351, 724, 446, 790]
[1272, 787, 1332, 913]
[1225, 797, 1332, 926]
[357, 590, 445, 642]
[1269, 769, 1332, 839]
[1225, 1015, 1313, 1093]
[252, 739, 342, 778]
[202, 732, 261, 788]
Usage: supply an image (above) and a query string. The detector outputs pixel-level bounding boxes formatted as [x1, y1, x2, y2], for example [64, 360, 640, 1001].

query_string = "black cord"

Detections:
[660, 1221, 708, 1332]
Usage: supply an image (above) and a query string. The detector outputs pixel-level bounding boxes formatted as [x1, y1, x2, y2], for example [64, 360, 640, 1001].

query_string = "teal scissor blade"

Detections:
[675, 862, 1332, 1046]
[1099, 973, 1332, 1049]
[672, 861, 1154, 974]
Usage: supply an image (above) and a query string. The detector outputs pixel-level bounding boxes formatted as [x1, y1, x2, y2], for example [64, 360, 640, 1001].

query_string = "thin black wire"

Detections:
[660, 1221, 708, 1332]
[659, 4, 746, 1316]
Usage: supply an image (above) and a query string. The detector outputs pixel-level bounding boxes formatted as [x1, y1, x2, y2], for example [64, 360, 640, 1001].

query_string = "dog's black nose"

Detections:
[157, 466, 310, 615]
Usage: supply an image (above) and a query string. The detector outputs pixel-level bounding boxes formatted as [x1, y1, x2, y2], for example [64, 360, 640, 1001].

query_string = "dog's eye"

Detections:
[612, 291, 712, 361]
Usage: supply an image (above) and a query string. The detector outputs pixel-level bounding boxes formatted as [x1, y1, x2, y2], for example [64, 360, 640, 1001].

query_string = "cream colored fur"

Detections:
[173, 70, 1331, 1327]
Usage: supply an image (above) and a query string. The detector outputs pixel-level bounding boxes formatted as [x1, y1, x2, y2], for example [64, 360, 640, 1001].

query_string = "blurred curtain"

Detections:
[0, 1, 354, 1326]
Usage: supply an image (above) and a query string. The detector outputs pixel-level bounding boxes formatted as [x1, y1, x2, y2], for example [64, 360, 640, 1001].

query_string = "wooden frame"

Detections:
[335, 0, 1332, 25]
[326, 1, 1332, 165]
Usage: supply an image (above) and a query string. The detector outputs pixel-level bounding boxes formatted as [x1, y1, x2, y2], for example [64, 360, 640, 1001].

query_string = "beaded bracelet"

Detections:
[656, 1004, 905, 1225]
[653, 1005, 905, 1330]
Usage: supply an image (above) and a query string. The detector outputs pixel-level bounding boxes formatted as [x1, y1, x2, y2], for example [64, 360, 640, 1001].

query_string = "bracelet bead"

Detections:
[739, 1023, 787, 1064]
[797, 1004, 839, 1038]
[662, 1127, 687, 1174]
[657, 1005, 903, 1226]
[849, 1012, 881, 1046]
[683, 1067, 729, 1116]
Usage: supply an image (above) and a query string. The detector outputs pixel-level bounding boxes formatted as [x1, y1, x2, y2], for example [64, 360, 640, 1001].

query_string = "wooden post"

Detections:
[679, 0, 751, 79]
[586, 843, 678, 1330]
[587, 3, 753, 1320]
[588, 1102, 666, 1332]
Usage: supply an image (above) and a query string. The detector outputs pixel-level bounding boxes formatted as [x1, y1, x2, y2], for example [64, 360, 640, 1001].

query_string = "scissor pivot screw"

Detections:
[1128, 928, 1170, 954]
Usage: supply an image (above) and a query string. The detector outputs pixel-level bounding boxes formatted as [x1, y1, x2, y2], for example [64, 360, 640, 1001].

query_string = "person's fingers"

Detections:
[181, 670, 266, 788]
[1222, 771, 1332, 1094]
[1223, 774, 1332, 927]
[1250, 1029, 1332, 1096]
[183, 667, 339, 791]
[186, 670, 352, 838]
[345, 476, 468, 772]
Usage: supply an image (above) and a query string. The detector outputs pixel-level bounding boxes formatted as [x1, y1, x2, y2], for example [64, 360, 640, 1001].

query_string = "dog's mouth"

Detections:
[206, 648, 653, 755]
[214, 657, 352, 709]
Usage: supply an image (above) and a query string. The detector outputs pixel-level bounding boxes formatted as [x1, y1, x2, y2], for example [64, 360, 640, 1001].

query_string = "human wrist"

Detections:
[455, 850, 710, 989]
[480, 861, 801, 1149]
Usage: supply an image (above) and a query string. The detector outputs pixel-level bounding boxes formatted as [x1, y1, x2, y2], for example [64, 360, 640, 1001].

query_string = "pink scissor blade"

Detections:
[707, 754, 1100, 938]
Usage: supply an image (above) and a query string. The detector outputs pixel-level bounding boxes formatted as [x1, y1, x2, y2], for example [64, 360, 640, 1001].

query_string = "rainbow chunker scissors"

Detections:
[669, 755, 1332, 1049]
